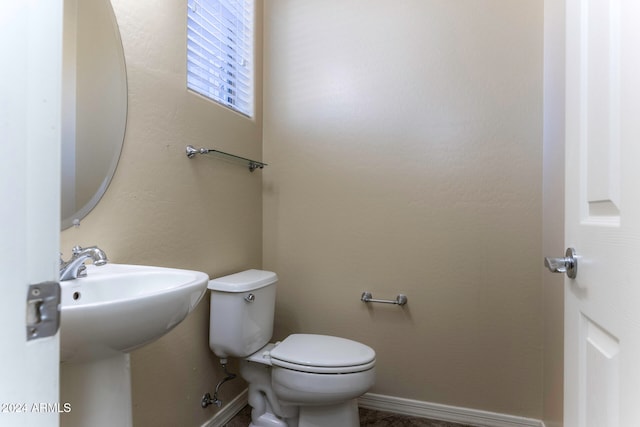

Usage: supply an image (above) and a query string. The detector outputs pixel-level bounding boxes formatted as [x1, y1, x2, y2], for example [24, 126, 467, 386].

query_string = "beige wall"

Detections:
[542, 0, 565, 426]
[263, 0, 544, 419]
[59, 0, 558, 424]
[60, 0, 263, 425]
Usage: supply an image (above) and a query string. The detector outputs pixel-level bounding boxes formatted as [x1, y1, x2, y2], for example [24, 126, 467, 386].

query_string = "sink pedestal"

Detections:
[61, 354, 132, 427]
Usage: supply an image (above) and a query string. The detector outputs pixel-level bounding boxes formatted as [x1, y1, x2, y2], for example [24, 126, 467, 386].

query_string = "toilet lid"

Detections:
[208, 269, 277, 292]
[269, 334, 375, 374]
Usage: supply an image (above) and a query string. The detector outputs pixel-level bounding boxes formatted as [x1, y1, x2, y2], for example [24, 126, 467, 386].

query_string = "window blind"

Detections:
[187, 0, 253, 117]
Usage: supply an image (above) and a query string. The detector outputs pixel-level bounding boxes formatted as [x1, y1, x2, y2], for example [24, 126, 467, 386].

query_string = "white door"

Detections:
[0, 1, 63, 426]
[563, 0, 640, 425]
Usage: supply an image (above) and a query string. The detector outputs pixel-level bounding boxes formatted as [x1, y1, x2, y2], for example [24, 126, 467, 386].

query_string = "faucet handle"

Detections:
[76, 264, 88, 278]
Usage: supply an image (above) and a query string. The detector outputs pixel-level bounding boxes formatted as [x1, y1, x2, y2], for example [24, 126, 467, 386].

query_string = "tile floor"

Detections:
[224, 405, 472, 427]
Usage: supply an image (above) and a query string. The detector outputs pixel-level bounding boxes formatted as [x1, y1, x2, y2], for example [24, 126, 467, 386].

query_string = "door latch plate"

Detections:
[26, 281, 61, 341]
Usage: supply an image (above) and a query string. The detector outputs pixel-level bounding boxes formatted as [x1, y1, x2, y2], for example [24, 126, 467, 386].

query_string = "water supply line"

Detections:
[201, 359, 237, 408]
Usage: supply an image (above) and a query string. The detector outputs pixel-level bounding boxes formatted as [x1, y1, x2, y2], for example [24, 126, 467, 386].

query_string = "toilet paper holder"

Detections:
[361, 291, 407, 306]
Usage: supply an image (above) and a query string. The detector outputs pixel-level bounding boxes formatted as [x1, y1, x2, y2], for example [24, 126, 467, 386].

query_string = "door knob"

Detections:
[544, 247, 577, 279]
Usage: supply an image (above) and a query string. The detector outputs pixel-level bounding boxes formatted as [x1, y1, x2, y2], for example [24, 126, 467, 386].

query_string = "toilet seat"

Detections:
[269, 334, 376, 374]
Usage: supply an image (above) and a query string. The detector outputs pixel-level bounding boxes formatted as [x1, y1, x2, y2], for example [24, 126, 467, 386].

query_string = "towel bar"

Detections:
[360, 291, 407, 306]
[186, 145, 267, 172]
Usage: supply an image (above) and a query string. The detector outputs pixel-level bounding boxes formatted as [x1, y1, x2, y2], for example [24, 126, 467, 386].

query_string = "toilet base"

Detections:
[298, 399, 359, 427]
[241, 358, 362, 427]
[248, 411, 287, 427]
[247, 399, 359, 427]
[241, 359, 295, 427]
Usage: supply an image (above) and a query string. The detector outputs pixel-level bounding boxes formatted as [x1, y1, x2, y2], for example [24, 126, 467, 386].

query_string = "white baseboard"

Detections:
[201, 389, 248, 427]
[358, 393, 545, 427]
[200, 389, 545, 427]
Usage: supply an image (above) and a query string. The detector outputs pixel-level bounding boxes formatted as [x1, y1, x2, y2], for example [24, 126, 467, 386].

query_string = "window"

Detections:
[187, 0, 254, 117]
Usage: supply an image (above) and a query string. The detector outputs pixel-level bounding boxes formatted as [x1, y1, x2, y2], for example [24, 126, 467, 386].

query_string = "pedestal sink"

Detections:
[59, 264, 209, 427]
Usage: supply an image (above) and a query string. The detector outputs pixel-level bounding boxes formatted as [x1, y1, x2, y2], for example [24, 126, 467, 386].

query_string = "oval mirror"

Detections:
[61, 0, 127, 230]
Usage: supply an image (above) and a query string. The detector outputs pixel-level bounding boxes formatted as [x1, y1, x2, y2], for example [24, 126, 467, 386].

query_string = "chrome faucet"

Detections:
[59, 245, 108, 281]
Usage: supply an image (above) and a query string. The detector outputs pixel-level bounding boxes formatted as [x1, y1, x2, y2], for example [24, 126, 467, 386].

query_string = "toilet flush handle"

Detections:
[244, 293, 255, 303]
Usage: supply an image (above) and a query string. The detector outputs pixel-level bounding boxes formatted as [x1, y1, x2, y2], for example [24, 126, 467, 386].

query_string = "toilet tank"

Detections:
[208, 269, 277, 359]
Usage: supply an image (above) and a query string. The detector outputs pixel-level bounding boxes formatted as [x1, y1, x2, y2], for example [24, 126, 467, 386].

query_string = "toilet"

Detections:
[208, 269, 376, 427]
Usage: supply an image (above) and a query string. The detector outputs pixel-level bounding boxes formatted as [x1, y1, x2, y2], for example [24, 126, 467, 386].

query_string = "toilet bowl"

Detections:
[207, 270, 376, 427]
[241, 335, 375, 427]
[270, 334, 376, 406]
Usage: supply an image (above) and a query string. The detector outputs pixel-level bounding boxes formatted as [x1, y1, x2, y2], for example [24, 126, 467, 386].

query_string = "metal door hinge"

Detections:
[26, 281, 60, 341]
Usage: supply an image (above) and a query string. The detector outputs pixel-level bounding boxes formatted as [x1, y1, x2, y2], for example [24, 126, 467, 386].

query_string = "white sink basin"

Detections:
[60, 263, 209, 363]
